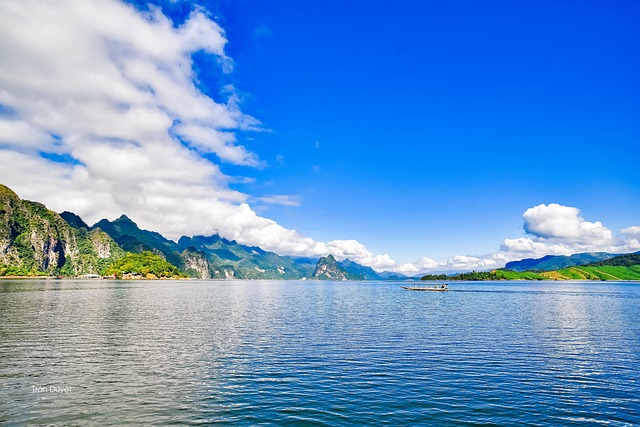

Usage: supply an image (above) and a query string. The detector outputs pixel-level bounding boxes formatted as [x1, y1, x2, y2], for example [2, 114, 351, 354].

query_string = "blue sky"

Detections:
[0, 0, 638, 272]
[167, 0, 640, 259]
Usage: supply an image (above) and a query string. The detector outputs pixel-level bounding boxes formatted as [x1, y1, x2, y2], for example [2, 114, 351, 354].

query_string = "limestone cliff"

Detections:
[180, 247, 211, 279]
[312, 255, 363, 280]
[0, 184, 123, 276]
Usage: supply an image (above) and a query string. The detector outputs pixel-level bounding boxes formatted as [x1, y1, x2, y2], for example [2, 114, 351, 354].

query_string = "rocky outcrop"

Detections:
[180, 247, 210, 279]
[312, 255, 362, 280]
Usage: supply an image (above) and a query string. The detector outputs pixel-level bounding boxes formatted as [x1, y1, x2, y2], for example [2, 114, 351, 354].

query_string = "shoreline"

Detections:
[1, 276, 638, 282]
[0, 276, 190, 280]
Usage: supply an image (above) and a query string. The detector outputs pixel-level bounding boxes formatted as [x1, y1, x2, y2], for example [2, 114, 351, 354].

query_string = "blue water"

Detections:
[0, 280, 638, 426]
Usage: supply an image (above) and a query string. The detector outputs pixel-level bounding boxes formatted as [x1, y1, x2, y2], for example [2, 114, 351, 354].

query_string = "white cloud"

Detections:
[255, 195, 301, 207]
[396, 257, 439, 275]
[392, 203, 639, 276]
[502, 203, 637, 257]
[174, 123, 261, 166]
[621, 226, 640, 235]
[522, 203, 612, 243]
[0, 118, 53, 150]
[324, 240, 396, 270]
[0, 0, 395, 269]
[619, 226, 640, 253]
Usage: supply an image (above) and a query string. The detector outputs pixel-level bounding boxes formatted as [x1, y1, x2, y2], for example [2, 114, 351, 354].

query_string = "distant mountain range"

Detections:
[0, 183, 397, 280]
[4, 183, 637, 281]
[505, 252, 621, 271]
[422, 253, 640, 281]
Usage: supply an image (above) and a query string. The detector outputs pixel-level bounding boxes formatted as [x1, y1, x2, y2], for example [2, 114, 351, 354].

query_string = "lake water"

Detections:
[0, 280, 638, 426]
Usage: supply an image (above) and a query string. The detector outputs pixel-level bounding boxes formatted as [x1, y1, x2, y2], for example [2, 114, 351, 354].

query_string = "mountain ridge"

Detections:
[505, 252, 617, 271]
[0, 185, 399, 280]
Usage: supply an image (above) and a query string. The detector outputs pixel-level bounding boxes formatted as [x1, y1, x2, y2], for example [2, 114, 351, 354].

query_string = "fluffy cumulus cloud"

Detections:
[392, 203, 640, 275]
[502, 203, 638, 257]
[0, 0, 396, 269]
[522, 204, 612, 242]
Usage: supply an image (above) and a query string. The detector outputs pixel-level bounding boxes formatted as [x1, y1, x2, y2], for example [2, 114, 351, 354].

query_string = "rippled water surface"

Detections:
[1, 280, 639, 426]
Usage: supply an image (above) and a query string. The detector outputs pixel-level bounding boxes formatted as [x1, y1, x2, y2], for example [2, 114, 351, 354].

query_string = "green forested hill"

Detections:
[104, 251, 185, 279]
[587, 253, 640, 267]
[553, 265, 640, 280]
[93, 215, 183, 266]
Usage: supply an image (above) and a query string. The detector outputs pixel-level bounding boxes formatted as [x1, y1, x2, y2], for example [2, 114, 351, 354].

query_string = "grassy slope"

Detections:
[489, 253, 640, 281]
[554, 265, 640, 280]
[429, 262, 640, 281]
[488, 265, 640, 281]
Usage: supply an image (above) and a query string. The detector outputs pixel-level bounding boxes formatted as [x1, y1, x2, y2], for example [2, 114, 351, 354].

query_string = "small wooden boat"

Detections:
[401, 283, 448, 292]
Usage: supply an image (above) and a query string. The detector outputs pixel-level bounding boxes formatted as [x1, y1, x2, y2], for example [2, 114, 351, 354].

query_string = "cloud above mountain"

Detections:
[521, 204, 612, 242]
[394, 203, 640, 275]
[0, 0, 395, 269]
[503, 203, 637, 257]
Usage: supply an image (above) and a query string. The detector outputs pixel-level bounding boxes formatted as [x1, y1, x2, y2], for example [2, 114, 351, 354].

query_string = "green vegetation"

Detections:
[94, 215, 184, 268]
[1, 184, 126, 276]
[420, 273, 450, 281]
[340, 258, 381, 280]
[104, 251, 186, 279]
[178, 234, 316, 279]
[0, 263, 47, 277]
[542, 254, 640, 280]
[493, 270, 547, 280]
[422, 270, 546, 281]
[588, 253, 640, 267]
[555, 265, 640, 281]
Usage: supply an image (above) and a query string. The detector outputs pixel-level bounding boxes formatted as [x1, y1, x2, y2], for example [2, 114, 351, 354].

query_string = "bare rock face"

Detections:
[180, 247, 211, 279]
[90, 230, 114, 259]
